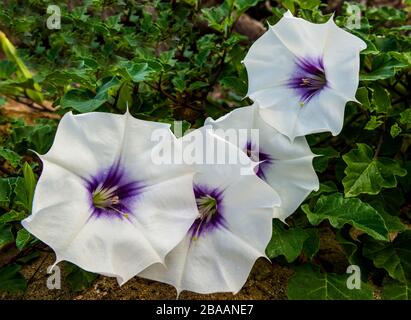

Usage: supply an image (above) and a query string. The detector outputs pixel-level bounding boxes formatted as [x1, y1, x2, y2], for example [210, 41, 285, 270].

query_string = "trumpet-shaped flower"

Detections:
[205, 104, 319, 221]
[243, 11, 366, 140]
[139, 127, 281, 294]
[22, 111, 198, 285]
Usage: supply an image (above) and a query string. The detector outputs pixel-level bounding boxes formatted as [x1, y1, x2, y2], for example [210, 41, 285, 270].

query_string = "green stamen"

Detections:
[92, 188, 128, 218]
[192, 195, 218, 241]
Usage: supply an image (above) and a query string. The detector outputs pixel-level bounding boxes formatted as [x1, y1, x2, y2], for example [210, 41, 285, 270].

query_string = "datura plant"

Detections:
[0, 0, 410, 300]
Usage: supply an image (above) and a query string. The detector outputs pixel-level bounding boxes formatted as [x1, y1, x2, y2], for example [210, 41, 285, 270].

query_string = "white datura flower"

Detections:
[243, 11, 367, 140]
[139, 127, 281, 295]
[22, 111, 198, 285]
[205, 104, 319, 221]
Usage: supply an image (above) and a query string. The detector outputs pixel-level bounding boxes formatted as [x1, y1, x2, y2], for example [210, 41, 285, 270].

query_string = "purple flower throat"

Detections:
[288, 56, 327, 104]
[245, 141, 273, 181]
[190, 185, 226, 240]
[85, 162, 143, 219]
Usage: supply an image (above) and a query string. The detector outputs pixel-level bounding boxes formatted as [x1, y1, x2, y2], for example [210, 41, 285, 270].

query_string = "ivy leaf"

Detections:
[16, 228, 33, 250]
[219, 76, 247, 96]
[0, 264, 27, 293]
[302, 193, 389, 241]
[363, 231, 411, 283]
[365, 115, 384, 130]
[382, 279, 411, 300]
[266, 219, 314, 262]
[280, 0, 295, 12]
[287, 264, 373, 300]
[355, 87, 370, 109]
[201, 1, 234, 34]
[312, 147, 339, 173]
[297, 0, 321, 10]
[360, 54, 407, 81]
[0, 147, 21, 168]
[302, 229, 320, 260]
[189, 81, 208, 91]
[390, 123, 402, 138]
[378, 210, 406, 234]
[308, 181, 338, 199]
[172, 75, 186, 93]
[366, 6, 407, 22]
[399, 161, 411, 192]
[60, 89, 106, 113]
[0, 210, 27, 223]
[61, 77, 120, 113]
[11, 122, 55, 154]
[116, 80, 133, 111]
[121, 62, 151, 83]
[370, 85, 391, 113]
[65, 262, 98, 292]
[336, 231, 371, 281]
[336, 231, 361, 266]
[0, 223, 14, 248]
[234, 0, 262, 13]
[400, 108, 411, 126]
[342, 143, 407, 197]
[0, 177, 13, 207]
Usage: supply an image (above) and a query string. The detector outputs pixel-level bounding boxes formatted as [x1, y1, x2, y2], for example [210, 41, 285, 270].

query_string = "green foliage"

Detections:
[302, 193, 389, 241]
[0, 0, 409, 298]
[0, 147, 21, 168]
[266, 219, 319, 262]
[0, 264, 27, 293]
[363, 231, 411, 283]
[382, 279, 411, 300]
[287, 264, 373, 300]
[312, 147, 339, 173]
[64, 262, 99, 292]
[0, 223, 14, 247]
[342, 144, 407, 197]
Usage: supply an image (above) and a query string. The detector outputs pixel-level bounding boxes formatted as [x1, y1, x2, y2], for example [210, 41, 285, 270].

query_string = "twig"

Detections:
[144, 77, 202, 112]
[373, 123, 386, 160]
[13, 96, 55, 112]
[26, 253, 49, 286]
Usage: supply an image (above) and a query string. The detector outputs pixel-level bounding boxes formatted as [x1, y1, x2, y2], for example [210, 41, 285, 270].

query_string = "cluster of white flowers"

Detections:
[22, 12, 365, 295]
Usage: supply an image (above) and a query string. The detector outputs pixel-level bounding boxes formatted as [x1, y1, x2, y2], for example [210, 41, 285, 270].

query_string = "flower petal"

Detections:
[42, 111, 171, 178]
[139, 128, 278, 294]
[206, 104, 318, 220]
[324, 22, 366, 101]
[270, 11, 333, 58]
[23, 112, 198, 285]
[295, 88, 348, 136]
[243, 28, 295, 96]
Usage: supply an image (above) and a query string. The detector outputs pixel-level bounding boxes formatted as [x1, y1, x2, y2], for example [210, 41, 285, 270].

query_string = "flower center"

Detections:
[92, 185, 119, 206]
[92, 186, 128, 217]
[190, 186, 226, 241]
[85, 162, 143, 219]
[288, 56, 327, 104]
[196, 195, 218, 223]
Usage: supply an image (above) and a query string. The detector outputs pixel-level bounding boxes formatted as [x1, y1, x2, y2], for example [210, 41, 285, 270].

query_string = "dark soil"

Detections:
[1, 255, 292, 300]
[0, 223, 348, 300]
